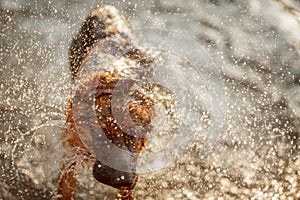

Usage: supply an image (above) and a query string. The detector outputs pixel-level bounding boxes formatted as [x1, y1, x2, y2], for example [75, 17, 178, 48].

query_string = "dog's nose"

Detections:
[93, 160, 138, 190]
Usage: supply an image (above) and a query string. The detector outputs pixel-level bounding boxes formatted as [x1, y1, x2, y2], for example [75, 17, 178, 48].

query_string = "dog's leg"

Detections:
[115, 189, 134, 200]
[57, 147, 95, 200]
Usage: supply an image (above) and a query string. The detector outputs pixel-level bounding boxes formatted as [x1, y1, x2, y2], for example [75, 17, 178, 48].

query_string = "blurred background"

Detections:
[0, 0, 299, 199]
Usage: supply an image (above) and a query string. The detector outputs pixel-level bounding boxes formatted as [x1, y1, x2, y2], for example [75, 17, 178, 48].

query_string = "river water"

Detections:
[1, 0, 299, 199]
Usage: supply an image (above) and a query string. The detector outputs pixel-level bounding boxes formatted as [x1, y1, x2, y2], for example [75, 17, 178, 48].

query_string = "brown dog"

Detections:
[57, 4, 156, 200]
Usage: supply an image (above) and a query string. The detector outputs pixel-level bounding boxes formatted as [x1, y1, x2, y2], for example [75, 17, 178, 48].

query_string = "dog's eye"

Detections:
[89, 16, 105, 30]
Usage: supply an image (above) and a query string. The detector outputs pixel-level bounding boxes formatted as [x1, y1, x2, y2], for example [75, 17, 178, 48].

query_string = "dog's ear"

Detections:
[69, 5, 130, 82]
